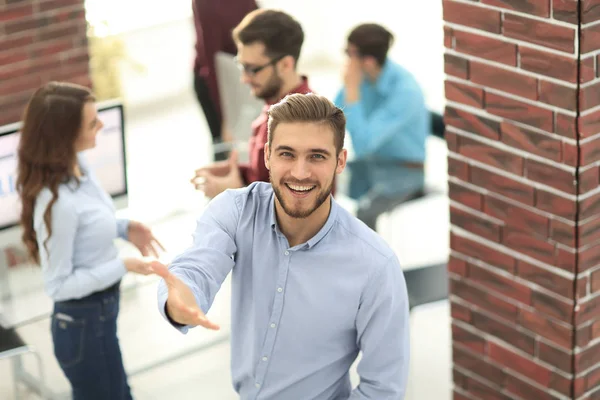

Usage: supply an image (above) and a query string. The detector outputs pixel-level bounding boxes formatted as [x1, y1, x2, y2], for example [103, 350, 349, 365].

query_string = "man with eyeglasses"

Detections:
[334, 23, 430, 232]
[191, 9, 313, 199]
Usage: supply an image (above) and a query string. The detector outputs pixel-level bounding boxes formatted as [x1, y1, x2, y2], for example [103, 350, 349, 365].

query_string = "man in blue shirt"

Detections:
[154, 93, 410, 399]
[334, 24, 430, 231]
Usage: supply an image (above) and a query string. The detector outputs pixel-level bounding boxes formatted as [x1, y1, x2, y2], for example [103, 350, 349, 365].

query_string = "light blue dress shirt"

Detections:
[157, 182, 410, 399]
[334, 59, 430, 163]
[34, 154, 129, 302]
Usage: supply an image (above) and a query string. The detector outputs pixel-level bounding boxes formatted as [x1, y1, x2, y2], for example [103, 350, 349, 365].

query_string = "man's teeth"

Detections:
[288, 184, 314, 192]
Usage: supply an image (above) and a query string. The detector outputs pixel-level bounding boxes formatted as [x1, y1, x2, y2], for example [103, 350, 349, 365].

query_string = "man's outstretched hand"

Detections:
[151, 261, 220, 331]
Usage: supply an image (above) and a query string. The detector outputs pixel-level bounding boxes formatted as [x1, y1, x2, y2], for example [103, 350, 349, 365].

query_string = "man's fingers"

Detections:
[150, 261, 176, 284]
[193, 311, 220, 330]
[151, 236, 166, 252]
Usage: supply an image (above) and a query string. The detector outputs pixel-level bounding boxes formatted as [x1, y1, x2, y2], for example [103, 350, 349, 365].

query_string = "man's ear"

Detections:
[264, 143, 270, 170]
[336, 149, 348, 175]
[279, 55, 295, 73]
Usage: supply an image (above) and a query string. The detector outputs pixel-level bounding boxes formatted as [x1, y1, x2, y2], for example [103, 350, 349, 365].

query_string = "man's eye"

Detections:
[280, 152, 293, 157]
[311, 154, 325, 159]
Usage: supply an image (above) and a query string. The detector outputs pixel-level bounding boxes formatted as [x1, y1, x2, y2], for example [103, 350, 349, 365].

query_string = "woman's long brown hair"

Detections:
[17, 82, 95, 264]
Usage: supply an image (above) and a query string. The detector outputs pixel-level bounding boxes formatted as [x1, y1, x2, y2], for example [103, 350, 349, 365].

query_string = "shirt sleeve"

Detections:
[116, 219, 130, 240]
[36, 194, 126, 301]
[338, 86, 424, 159]
[349, 255, 410, 399]
[157, 189, 241, 333]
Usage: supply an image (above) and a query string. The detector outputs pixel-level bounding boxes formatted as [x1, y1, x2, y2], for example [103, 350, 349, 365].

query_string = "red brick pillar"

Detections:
[0, 0, 91, 126]
[444, 1, 600, 399]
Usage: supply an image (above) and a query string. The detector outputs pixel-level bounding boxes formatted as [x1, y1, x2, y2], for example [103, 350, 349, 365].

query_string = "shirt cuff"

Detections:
[117, 219, 130, 240]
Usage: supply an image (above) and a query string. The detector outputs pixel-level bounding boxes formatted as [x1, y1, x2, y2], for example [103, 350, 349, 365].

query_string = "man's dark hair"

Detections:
[232, 9, 304, 65]
[347, 23, 394, 66]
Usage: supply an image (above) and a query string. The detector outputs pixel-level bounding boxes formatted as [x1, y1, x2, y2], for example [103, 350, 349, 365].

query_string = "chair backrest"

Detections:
[214, 52, 264, 145]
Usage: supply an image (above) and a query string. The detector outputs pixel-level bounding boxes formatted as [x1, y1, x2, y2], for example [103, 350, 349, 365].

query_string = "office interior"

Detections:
[0, 1, 452, 399]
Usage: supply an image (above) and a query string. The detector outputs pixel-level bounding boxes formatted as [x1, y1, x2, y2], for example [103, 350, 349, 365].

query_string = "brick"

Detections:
[552, 0, 579, 24]
[448, 156, 470, 181]
[520, 46, 578, 83]
[443, 0, 501, 33]
[562, 142, 578, 168]
[583, 0, 600, 24]
[582, 56, 596, 83]
[576, 294, 600, 325]
[582, 24, 600, 54]
[445, 107, 500, 139]
[445, 53, 469, 79]
[484, 196, 549, 237]
[519, 307, 573, 349]
[581, 136, 600, 166]
[451, 298, 472, 322]
[0, 4, 33, 22]
[531, 290, 574, 321]
[450, 277, 519, 321]
[0, 34, 34, 52]
[525, 159, 576, 194]
[588, 365, 600, 392]
[555, 113, 577, 139]
[454, 30, 517, 66]
[575, 341, 600, 371]
[503, 13, 575, 53]
[472, 311, 536, 355]
[580, 217, 600, 247]
[486, 92, 553, 132]
[580, 192, 600, 221]
[0, 50, 28, 66]
[444, 26, 453, 49]
[537, 341, 573, 373]
[470, 61, 537, 100]
[482, 0, 550, 17]
[580, 109, 600, 139]
[500, 121, 561, 161]
[581, 82, 600, 112]
[488, 342, 553, 385]
[504, 373, 559, 400]
[578, 276, 589, 299]
[447, 130, 459, 152]
[452, 345, 507, 386]
[449, 181, 483, 210]
[593, 319, 600, 337]
[517, 260, 574, 299]
[503, 229, 556, 265]
[459, 136, 524, 175]
[452, 323, 486, 353]
[555, 246, 577, 273]
[592, 269, 600, 293]
[445, 80, 484, 108]
[464, 376, 511, 400]
[577, 324, 592, 348]
[469, 263, 532, 305]
[38, 0, 82, 12]
[471, 166, 534, 205]
[35, 22, 81, 43]
[451, 206, 503, 241]
[538, 80, 577, 112]
[0, 75, 41, 98]
[451, 232, 516, 273]
[4, 15, 50, 35]
[549, 219, 576, 248]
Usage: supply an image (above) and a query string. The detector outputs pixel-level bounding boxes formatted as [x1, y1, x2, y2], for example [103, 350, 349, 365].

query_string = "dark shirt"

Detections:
[192, 0, 259, 118]
[239, 77, 313, 184]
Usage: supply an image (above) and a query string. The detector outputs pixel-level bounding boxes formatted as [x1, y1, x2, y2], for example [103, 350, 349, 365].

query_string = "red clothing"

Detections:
[239, 77, 314, 184]
[193, 0, 258, 120]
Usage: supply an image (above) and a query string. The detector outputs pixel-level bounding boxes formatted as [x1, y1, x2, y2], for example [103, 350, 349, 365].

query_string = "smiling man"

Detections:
[191, 9, 314, 199]
[155, 94, 410, 399]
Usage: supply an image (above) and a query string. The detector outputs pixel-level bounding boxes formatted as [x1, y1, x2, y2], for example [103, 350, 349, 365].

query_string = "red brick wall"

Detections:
[0, 0, 91, 126]
[444, 1, 600, 399]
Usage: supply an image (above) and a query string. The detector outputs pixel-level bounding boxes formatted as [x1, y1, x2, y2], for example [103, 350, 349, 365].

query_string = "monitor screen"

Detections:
[0, 100, 128, 231]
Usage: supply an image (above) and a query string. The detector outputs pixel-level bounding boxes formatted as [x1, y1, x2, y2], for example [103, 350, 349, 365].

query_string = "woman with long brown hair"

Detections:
[17, 82, 163, 400]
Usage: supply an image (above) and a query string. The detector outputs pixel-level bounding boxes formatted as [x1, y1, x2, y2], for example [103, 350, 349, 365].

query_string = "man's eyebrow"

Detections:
[275, 145, 295, 152]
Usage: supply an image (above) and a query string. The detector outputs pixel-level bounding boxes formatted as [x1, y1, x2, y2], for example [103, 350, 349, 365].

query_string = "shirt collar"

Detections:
[374, 58, 395, 94]
[269, 192, 338, 250]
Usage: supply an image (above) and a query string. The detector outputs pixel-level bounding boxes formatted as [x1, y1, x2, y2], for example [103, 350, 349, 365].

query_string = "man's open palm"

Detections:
[151, 261, 220, 330]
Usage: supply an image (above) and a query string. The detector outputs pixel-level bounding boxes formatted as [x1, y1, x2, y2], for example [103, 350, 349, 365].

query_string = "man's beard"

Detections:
[255, 70, 284, 101]
[270, 171, 335, 219]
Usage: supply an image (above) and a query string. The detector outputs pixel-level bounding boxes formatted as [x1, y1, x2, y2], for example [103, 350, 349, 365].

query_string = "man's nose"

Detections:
[290, 160, 310, 180]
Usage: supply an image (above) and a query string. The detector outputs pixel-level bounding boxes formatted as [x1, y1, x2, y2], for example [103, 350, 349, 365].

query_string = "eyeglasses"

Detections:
[235, 54, 286, 77]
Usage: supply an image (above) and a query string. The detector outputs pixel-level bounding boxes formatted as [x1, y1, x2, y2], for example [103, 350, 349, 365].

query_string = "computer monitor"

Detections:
[0, 99, 129, 247]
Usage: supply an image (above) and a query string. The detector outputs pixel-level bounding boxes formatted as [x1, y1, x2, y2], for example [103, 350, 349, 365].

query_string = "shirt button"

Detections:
[284, 251, 289, 255]
[270, 323, 276, 328]
[277, 287, 283, 293]
[255, 383, 261, 388]
[262, 356, 268, 361]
